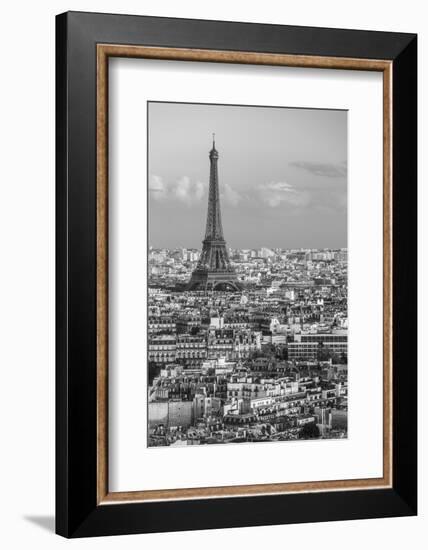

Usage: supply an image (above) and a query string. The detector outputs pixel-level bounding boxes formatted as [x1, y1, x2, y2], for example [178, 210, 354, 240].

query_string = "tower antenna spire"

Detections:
[212, 132, 215, 148]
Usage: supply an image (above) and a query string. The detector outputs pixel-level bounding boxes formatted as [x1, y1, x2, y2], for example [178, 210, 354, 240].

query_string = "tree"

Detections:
[317, 343, 333, 362]
[330, 351, 348, 365]
[275, 346, 288, 360]
[299, 422, 320, 439]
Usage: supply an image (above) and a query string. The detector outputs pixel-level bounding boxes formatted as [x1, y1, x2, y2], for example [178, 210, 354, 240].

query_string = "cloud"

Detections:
[289, 160, 347, 178]
[221, 183, 242, 206]
[149, 174, 243, 207]
[149, 174, 206, 205]
[257, 181, 311, 208]
[148, 174, 167, 198]
[174, 176, 205, 203]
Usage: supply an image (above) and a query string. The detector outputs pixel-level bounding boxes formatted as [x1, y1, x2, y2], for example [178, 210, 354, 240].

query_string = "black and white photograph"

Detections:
[147, 101, 348, 447]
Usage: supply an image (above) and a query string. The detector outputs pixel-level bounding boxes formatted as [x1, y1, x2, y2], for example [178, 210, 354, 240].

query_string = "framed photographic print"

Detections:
[56, 11, 417, 537]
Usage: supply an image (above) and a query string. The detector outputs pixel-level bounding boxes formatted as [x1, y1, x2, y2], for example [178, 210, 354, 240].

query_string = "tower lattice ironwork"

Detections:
[187, 136, 240, 291]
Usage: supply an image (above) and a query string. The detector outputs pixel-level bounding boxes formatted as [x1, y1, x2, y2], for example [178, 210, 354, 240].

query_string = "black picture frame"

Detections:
[56, 11, 417, 538]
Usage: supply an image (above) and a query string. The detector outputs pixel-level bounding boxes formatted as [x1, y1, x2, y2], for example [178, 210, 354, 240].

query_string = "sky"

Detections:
[148, 101, 347, 250]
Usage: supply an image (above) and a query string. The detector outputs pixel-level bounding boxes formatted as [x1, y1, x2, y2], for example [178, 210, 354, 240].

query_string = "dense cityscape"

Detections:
[147, 246, 348, 447]
[147, 136, 347, 447]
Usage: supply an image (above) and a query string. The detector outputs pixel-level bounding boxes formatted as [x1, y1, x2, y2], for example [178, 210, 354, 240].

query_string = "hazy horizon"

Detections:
[148, 102, 347, 249]
[148, 244, 348, 251]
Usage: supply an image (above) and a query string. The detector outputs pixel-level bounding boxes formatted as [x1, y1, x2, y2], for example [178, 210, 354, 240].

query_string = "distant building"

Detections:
[148, 316, 176, 335]
[210, 315, 224, 330]
[175, 334, 207, 366]
[176, 315, 201, 334]
[259, 247, 276, 259]
[148, 335, 176, 363]
[288, 331, 348, 360]
[208, 328, 261, 360]
[148, 400, 194, 428]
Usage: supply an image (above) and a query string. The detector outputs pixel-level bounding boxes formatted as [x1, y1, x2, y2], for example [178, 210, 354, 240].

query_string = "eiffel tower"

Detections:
[187, 136, 240, 291]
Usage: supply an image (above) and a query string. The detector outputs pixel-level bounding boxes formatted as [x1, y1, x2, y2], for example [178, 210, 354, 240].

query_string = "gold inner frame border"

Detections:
[96, 44, 393, 504]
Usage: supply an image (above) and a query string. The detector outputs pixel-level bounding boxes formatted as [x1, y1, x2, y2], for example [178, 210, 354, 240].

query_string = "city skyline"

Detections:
[147, 244, 348, 447]
[147, 102, 348, 447]
[148, 102, 347, 249]
[149, 245, 348, 252]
